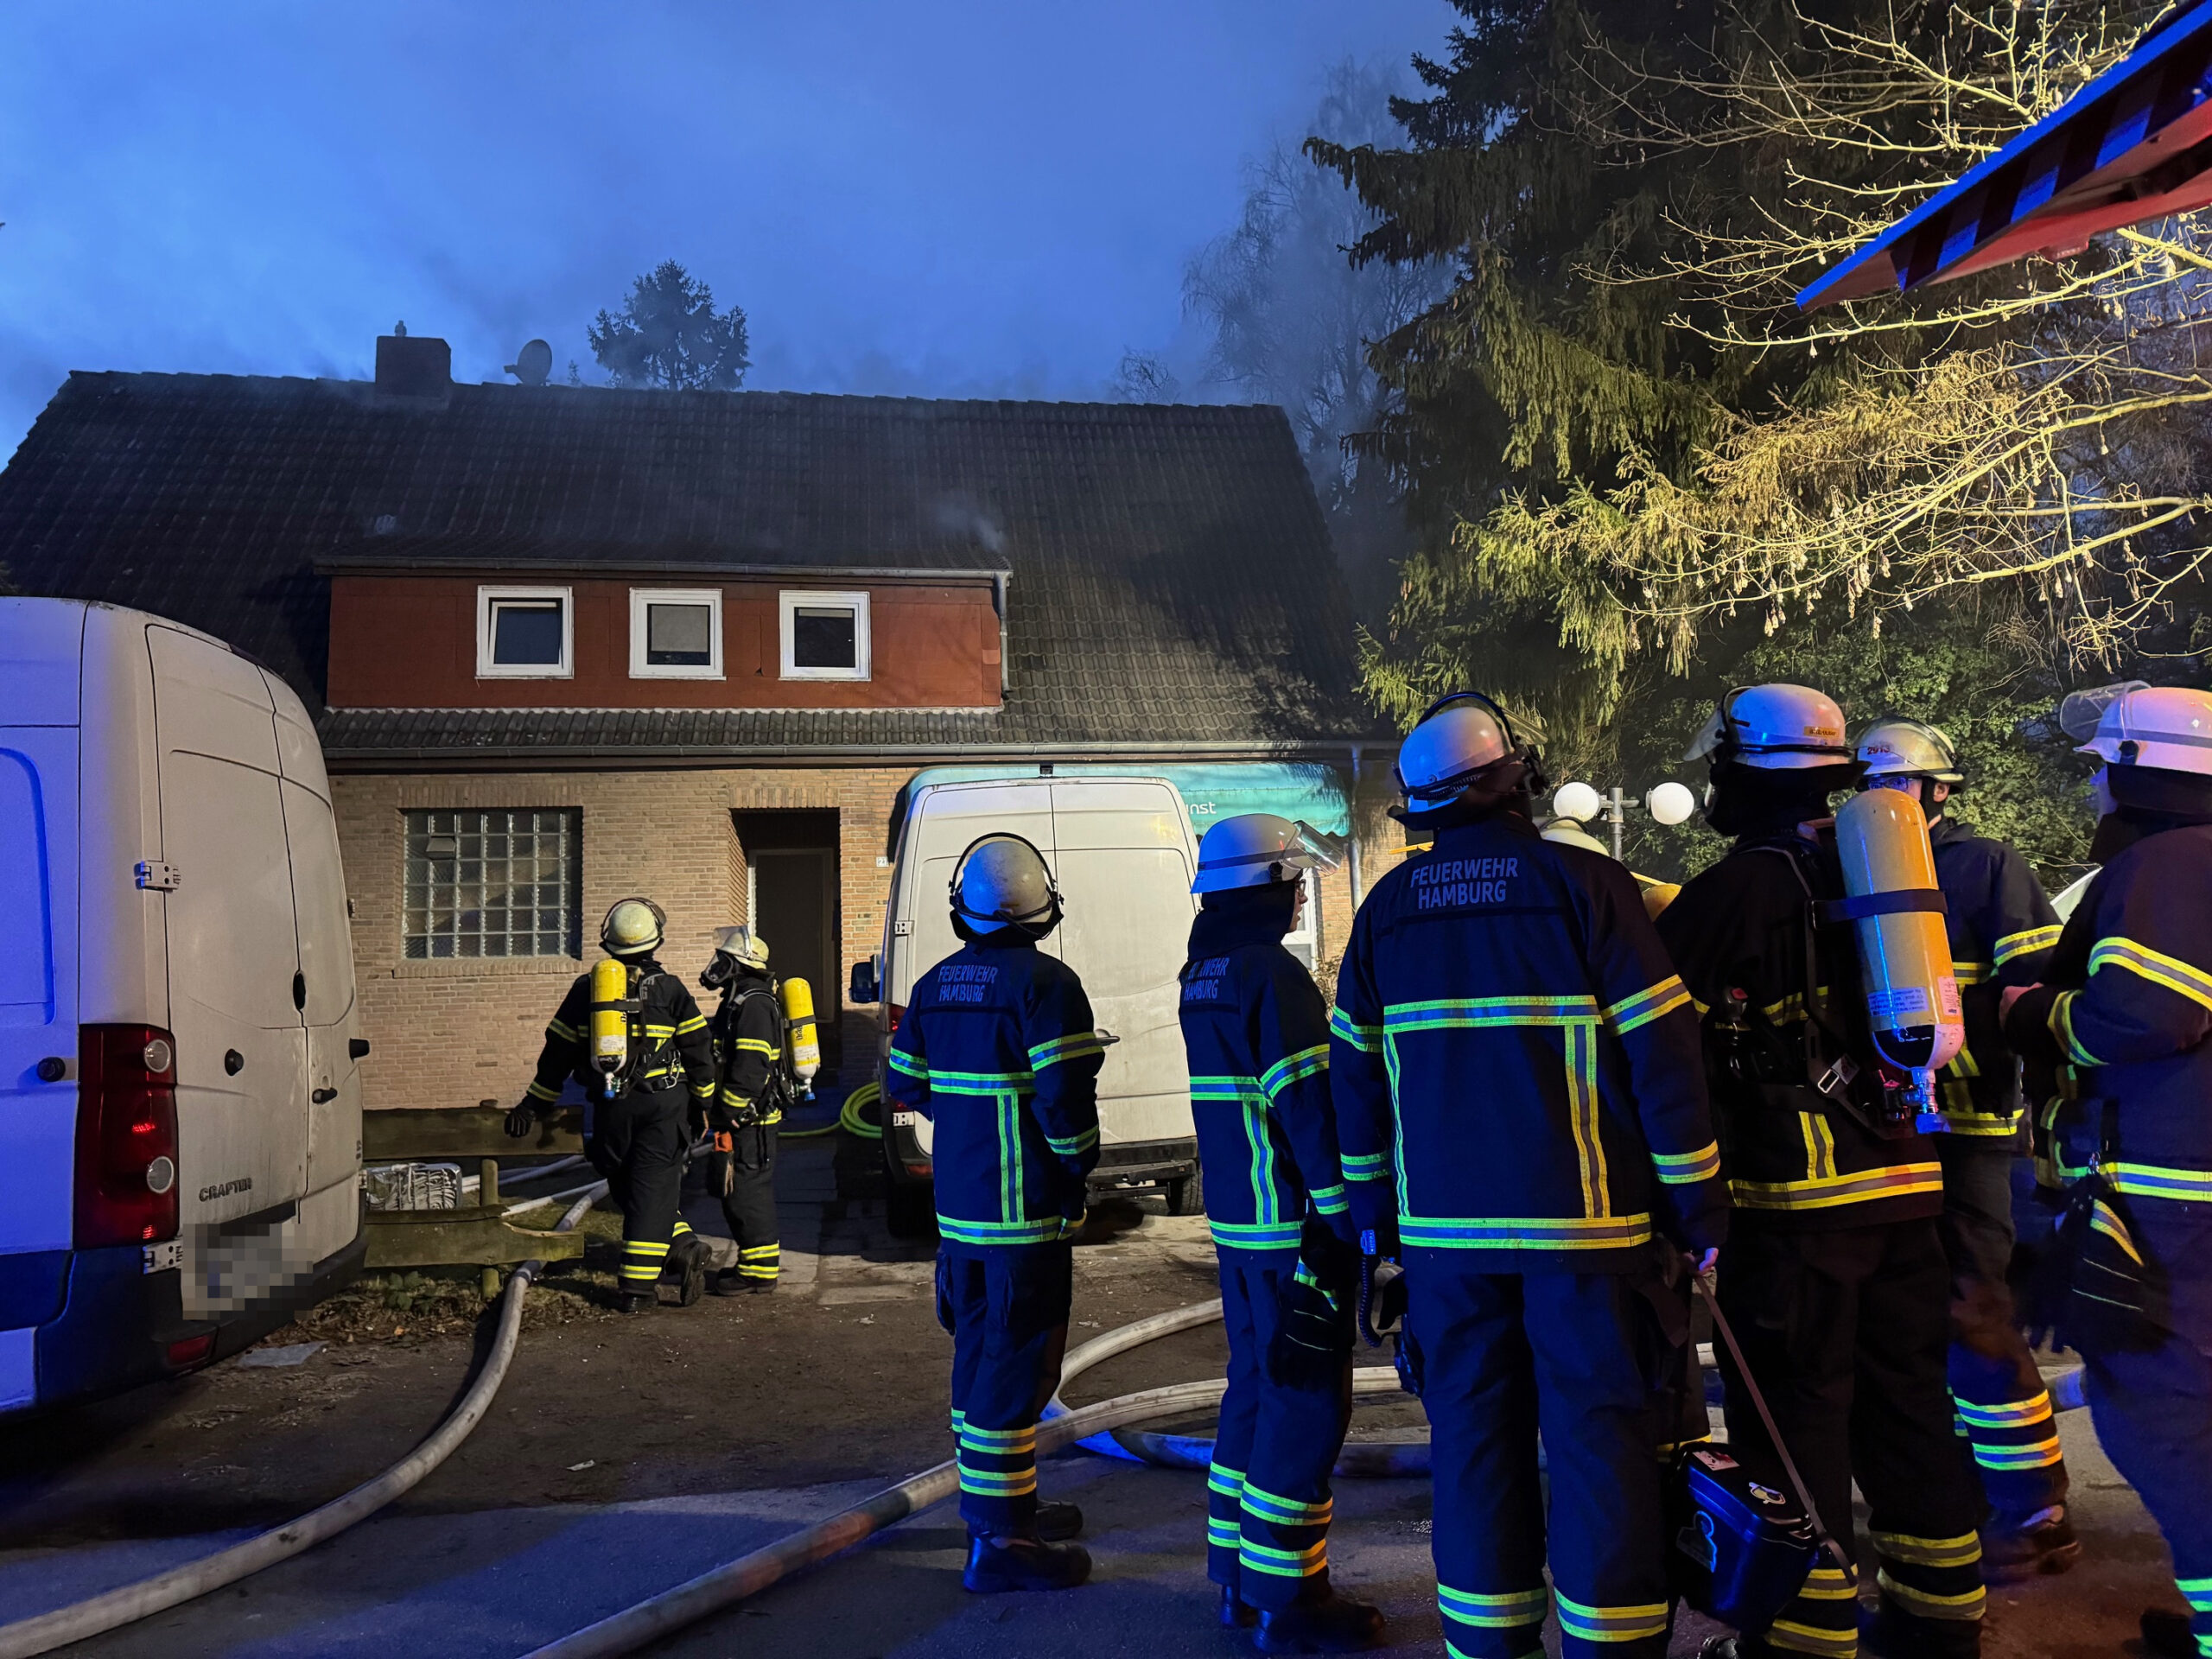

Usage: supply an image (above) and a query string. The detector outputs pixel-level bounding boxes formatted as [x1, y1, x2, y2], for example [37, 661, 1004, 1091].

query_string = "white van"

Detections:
[853, 772, 1202, 1233]
[0, 600, 365, 1415]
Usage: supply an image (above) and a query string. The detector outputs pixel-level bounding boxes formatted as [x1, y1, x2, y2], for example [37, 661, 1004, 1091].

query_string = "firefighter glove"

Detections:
[1266, 1268, 1352, 1391]
[1360, 1255, 1408, 1349]
[504, 1101, 539, 1140]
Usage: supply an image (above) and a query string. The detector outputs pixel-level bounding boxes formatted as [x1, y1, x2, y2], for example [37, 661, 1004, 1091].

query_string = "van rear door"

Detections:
[148, 627, 308, 1231]
[1048, 781, 1197, 1147]
[0, 607, 81, 1408]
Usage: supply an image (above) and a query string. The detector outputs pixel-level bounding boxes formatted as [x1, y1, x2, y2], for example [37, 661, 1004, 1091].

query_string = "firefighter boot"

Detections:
[1980, 1504, 2081, 1581]
[1221, 1586, 1257, 1629]
[664, 1233, 709, 1307]
[967, 1501, 1081, 1542]
[1255, 1580, 1387, 1654]
[961, 1534, 1092, 1593]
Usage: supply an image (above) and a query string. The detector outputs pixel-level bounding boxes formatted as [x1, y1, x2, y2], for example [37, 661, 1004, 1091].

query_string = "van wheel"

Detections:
[886, 1179, 935, 1240]
[1165, 1167, 1204, 1217]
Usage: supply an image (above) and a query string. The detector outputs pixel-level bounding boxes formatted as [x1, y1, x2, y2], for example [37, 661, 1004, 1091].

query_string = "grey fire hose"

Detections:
[0, 1184, 608, 1659]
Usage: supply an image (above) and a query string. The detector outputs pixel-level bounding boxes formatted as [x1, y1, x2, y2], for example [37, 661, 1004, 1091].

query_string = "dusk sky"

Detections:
[0, 1, 1452, 462]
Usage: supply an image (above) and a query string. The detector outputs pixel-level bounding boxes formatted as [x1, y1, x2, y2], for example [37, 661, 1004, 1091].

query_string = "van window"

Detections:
[1052, 848, 1192, 1000]
[0, 747, 54, 1014]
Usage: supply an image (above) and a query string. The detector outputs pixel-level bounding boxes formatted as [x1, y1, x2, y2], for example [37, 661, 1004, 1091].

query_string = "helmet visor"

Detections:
[2059, 680, 2150, 744]
[1287, 820, 1346, 871]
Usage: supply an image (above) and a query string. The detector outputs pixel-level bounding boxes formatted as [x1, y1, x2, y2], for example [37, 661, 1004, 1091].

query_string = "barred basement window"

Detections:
[404, 809, 581, 959]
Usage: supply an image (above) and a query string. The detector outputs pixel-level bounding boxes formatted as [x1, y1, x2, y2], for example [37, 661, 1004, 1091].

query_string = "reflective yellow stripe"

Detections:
[1954, 1392, 2052, 1429]
[1872, 1529, 1980, 1568]
[1604, 976, 1692, 1035]
[1653, 1142, 1722, 1185]
[1766, 1618, 1859, 1657]
[2091, 936, 2212, 1011]
[2050, 990, 2101, 1067]
[1400, 1213, 1651, 1249]
[2109, 1164, 2212, 1205]
[1438, 1586, 1549, 1628]
[1875, 1569, 1985, 1619]
[1328, 1007, 1382, 1052]
[1732, 1163, 1942, 1212]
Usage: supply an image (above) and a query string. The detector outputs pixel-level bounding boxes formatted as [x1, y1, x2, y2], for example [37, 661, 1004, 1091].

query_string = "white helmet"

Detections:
[600, 897, 666, 958]
[1192, 814, 1343, 893]
[1395, 691, 1544, 817]
[1687, 683, 1853, 771]
[1855, 717, 1965, 785]
[2063, 683, 2212, 777]
[710, 925, 770, 972]
[950, 834, 1062, 932]
[1539, 818, 1611, 856]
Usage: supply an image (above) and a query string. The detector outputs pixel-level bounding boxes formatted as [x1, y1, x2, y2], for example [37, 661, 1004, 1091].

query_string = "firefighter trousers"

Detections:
[2078, 1203, 2212, 1656]
[1937, 1138, 2067, 1522]
[712, 1121, 779, 1284]
[1408, 1262, 1675, 1659]
[1208, 1249, 1354, 1610]
[1718, 1218, 1985, 1659]
[938, 1241, 1072, 1538]
[586, 1084, 689, 1293]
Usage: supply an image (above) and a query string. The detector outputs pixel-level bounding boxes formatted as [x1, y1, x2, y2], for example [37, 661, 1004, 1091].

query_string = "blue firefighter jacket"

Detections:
[1928, 815, 2062, 1139]
[885, 929, 1107, 1250]
[2008, 823, 2212, 1204]
[1330, 814, 1729, 1271]
[1178, 903, 1352, 1257]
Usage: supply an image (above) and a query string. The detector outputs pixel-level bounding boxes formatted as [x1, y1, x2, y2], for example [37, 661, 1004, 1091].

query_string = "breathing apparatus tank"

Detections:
[1833, 789, 1962, 1129]
[589, 957, 632, 1099]
[780, 976, 820, 1098]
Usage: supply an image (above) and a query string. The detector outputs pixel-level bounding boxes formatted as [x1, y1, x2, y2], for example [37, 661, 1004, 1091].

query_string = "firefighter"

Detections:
[700, 925, 785, 1295]
[507, 898, 717, 1313]
[1179, 812, 1384, 1653]
[1999, 684, 2212, 1659]
[1658, 685, 1984, 1659]
[883, 834, 1105, 1594]
[1332, 693, 1728, 1659]
[1854, 717, 2075, 1577]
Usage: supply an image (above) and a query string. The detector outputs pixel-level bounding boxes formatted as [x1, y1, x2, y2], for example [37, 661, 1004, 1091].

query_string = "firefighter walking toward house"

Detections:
[883, 834, 1106, 1594]
[1331, 693, 1729, 1659]
[1179, 812, 1384, 1654]
[2000, 683, 2212, 1659]
[507, 897, 717, 1313]
[1855, 717, 2075, 1578]
[700, 925, 785, 1295]
[1658, 686, 1984, 1659]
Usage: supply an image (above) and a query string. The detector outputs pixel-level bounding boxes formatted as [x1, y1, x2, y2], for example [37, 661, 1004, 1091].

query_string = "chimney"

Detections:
[374, 327, 451, 397]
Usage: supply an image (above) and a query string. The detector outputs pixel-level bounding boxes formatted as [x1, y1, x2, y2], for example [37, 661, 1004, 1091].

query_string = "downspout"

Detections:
[1347, 748, 1364, 908]
[992, 573, 1009, 694]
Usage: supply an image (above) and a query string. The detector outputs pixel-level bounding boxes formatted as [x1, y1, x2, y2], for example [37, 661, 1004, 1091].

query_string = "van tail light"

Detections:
[887, 1004, 905, 1035]
[73, 1025, 180, 1249]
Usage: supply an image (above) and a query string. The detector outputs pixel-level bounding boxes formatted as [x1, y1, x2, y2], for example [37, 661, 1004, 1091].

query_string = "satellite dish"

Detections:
[506, 339, 553, 386]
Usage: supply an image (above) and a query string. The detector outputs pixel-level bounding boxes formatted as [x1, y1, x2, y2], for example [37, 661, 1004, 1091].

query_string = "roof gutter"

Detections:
[315, 556, 1011, 582]
[321, 736, 1389, 773]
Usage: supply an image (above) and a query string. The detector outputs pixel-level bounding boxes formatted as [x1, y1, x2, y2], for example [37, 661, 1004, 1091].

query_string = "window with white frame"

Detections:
[629, 588, 722, 678]
[404, 809, 581, 959]
[779, 590, 871, 681]
[476, 586, 573, 678]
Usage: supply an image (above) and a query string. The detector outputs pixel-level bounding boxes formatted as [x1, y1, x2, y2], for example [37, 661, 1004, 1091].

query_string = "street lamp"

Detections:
[1552, 779, 1698, 860]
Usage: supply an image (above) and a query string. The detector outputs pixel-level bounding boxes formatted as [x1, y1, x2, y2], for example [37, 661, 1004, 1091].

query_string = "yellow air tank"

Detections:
[780, 976, 821, 1093]
[1834, 789, 1963, 1127]
[589, 957, 631, 1098]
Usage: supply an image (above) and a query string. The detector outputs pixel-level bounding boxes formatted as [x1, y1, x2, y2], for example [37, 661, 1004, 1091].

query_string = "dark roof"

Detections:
[0, 374, 1375, 760]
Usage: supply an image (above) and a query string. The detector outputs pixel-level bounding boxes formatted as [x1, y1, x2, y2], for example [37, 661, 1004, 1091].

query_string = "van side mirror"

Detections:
[849, 957, 880, 1005]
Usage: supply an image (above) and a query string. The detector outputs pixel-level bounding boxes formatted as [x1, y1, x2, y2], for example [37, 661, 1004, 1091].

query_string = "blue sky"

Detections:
[0, 1, 1451, 461]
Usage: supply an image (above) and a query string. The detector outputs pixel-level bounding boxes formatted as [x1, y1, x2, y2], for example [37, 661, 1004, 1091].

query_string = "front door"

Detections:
[750, 848, 836, 1071]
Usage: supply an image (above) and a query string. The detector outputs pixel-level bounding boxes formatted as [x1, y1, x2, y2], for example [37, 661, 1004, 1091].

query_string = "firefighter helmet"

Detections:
[1192, 813, 1343, 893]
[600, 897, 666, 959]
[2066, 683, 2212, 776]
[1395, 691, 1547, 817]
[1687, 683, 1853, 771]
[1855, 717, 1966, 785]
[950, 834, 1062, 932]
[711, 925, 770, 972]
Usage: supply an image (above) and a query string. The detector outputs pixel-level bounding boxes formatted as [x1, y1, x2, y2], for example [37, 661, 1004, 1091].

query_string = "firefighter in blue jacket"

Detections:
[1332, 694, 1730, 1659]
[2001, 684, 2212, 1659]
[1855, 718, 2075, 1577]
[1179, 813, 1385, 1654]
[884, 834, 1106, 1594]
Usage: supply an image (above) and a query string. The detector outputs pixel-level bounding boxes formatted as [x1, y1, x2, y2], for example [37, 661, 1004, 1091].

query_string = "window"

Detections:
[629, 588, 722, 679]
[779, 589, 871, 681]
[477, 587, 573, 678]
[404, 809, 580, 959]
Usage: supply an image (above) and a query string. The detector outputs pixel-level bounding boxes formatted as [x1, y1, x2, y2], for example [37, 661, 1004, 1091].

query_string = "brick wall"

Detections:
[331, 766, 911, 1112]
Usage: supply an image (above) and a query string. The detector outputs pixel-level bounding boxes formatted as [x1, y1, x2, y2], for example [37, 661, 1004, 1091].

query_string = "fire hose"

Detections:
[0, 1184, 609, 1659]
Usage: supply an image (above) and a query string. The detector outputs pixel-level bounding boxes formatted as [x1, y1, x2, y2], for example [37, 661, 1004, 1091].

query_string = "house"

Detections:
[0, 333, 1395, 1111]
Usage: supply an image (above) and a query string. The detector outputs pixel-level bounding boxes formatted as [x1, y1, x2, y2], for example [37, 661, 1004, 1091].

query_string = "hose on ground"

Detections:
[780, 1079, 882, 1141]
[0, 1181, 609, 1659]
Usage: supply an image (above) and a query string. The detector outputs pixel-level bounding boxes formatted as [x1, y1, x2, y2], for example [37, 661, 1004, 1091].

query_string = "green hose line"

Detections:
[780, 1080, 883, 1140]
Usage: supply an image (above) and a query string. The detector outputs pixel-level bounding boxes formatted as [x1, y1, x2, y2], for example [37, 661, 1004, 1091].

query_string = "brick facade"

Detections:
[334, 760, 1398, 1113]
